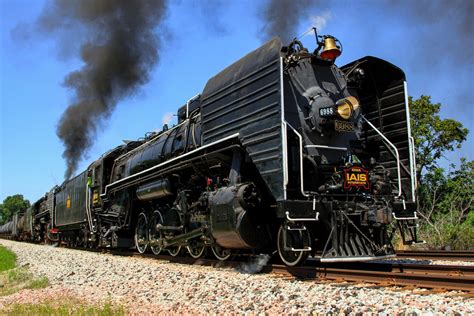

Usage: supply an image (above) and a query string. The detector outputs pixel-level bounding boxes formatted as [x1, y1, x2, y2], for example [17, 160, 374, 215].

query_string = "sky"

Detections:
[1, 0, 473, 203]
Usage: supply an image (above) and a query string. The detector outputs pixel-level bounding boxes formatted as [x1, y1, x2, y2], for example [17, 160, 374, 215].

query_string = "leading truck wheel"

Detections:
[277, 225, 310, 266]
[135, 213, 149, 254]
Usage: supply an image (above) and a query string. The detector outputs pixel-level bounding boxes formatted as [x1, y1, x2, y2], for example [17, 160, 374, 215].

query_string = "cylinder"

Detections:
[136, 178, 173, 201]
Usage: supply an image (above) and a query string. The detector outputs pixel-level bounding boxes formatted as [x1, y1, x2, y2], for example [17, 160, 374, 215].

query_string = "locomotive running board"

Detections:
[101, 132, 240, 197]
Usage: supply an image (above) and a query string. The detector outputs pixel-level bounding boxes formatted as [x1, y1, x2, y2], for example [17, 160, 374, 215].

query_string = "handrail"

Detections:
[361, 115, 402, 197]
[280, 57, 288, 200]
[285, 121, 310, 198]
[186, 94, 200, 119]
[305, 144, 347, 151]
[404, 81, 417, 202]
[410, 136, 418, 192]
[85, 186, 95, 232]
[101, 132, 240, 197]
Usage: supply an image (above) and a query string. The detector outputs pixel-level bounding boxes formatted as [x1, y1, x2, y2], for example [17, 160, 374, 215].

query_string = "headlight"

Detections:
[336, 103, 352, 119]
[336, 96, 360, 120]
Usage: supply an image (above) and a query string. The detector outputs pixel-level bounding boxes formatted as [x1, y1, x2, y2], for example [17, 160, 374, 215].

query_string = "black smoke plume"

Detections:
[259, 0, 314, 42]
[38, 0, 167, 179]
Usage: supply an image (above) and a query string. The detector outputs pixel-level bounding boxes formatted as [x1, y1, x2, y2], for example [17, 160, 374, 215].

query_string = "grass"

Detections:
[0, 266, 50, 296]
[0, 244, 50, 297]
[0, 246, 16, 272]
[3, 300, 125, 316]
[0, 245, 125, 315]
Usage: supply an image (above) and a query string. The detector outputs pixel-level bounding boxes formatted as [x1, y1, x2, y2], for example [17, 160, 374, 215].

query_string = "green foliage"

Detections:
[0, 246, 16, 272]
[409, 95, 468, 180]
[417, 158, 473, 249]
[409, 96, 472, 250]
[0, 194, 30, 224]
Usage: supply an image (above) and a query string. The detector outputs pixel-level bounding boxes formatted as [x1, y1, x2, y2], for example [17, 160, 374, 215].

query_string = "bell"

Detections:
[320, 37, 341, 60]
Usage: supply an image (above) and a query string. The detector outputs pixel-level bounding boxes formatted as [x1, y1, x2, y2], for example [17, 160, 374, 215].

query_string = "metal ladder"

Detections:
[393, 212, 425, 245]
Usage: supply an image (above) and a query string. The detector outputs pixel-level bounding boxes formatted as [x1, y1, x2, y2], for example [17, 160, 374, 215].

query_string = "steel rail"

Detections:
[267, 264, 474, 292]
[396, 250, 474, 261]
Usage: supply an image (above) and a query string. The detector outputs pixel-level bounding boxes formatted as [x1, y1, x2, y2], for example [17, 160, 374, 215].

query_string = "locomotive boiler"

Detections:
[1, 32, 421, 266]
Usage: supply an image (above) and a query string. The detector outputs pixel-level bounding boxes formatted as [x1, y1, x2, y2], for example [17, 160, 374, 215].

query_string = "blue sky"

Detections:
[1, 0, 473, 203]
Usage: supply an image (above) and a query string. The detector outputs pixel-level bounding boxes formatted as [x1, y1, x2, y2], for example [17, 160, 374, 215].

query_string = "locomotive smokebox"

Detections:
[209, 183, 267, 249]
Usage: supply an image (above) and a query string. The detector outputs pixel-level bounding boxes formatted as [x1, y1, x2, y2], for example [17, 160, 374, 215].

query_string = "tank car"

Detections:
[0, 220, 14, 239]
[43, 32, 421, 265]
[0, 213, 23, 240]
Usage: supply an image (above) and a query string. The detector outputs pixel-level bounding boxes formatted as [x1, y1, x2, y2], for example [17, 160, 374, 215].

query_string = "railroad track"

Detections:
[267, 262, 474, 292]
[10, 242, 473, 292]
[396, 250, 474, 261]
[91, 248, 474, 292]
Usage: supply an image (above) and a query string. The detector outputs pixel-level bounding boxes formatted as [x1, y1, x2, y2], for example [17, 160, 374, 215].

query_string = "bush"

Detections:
[417, 159, 473, 250]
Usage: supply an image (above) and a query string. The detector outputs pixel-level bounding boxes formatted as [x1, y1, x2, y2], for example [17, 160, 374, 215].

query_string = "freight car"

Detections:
[1, 32, 421, 265]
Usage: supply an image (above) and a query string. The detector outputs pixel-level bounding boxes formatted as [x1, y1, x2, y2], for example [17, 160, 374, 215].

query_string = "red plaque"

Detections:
[343, 166, 370, 190]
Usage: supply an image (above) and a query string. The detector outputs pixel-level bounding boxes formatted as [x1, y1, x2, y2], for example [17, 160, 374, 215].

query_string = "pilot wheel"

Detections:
[277, 224, 310, 266]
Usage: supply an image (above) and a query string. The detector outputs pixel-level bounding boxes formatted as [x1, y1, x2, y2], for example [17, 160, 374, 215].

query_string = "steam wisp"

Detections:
[238, 254, 271, 274]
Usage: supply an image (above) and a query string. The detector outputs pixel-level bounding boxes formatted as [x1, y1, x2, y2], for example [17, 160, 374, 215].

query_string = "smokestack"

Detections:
[37, 0, 168, 179]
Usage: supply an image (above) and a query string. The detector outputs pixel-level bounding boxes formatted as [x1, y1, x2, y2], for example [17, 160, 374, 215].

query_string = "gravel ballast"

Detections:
[0, 239, 472, 314]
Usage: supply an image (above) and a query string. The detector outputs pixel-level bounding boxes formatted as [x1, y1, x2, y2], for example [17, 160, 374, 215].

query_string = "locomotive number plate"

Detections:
[335, 120, 354, 132]
[343, 166, 370, 190]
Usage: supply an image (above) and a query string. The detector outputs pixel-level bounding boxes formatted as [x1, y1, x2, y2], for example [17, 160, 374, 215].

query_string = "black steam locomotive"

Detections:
[1, 33, 421, 266]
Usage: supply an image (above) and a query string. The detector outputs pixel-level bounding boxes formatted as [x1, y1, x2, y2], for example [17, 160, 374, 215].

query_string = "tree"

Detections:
[0, 195, 30, 225]
[409, 95, 472, 249]
[417, 159, 474, 249]
[409, 95, 468, 181]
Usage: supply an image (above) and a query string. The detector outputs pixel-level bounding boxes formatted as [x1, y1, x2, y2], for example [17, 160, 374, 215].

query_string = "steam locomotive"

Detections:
[1, 32, 421, 266]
